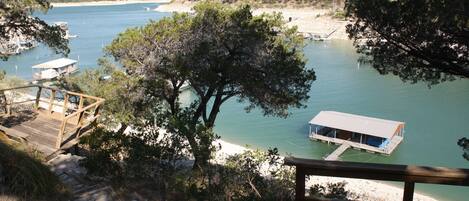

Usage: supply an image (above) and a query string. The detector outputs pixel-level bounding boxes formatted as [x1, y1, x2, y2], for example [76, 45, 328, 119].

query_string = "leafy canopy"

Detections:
[0, 0, 69, 60]
[106, 1, 315, 168]
[346, 0, 469, 85]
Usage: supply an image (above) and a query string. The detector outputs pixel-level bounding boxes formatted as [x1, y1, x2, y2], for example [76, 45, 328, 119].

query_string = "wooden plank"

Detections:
[21, 121, 59, 137]
[324, 143, 350, 161]
[0, 125, 29, 140]
[13, 125, 56, 146]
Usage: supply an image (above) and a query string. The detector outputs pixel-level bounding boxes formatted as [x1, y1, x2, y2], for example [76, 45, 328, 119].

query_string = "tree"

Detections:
[345, 0, 469, 85]
[0, 0, 69, 60]
[106, 2, 315, 169]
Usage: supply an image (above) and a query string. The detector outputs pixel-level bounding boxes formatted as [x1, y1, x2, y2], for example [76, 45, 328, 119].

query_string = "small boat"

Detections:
[32, 58, 79, 81]
[54, 22, 78, 39]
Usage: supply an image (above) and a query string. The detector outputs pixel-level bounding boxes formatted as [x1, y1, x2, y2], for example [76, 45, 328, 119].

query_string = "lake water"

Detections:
[1, 3, 468, 201]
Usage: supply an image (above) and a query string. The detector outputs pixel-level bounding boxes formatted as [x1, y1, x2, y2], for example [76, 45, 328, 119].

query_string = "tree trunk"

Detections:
[116, 123, 128, 135]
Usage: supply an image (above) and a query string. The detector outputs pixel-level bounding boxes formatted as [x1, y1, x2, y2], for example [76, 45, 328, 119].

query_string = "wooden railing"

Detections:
[0, 85, 104, 149]
[285, 157, 469, 201]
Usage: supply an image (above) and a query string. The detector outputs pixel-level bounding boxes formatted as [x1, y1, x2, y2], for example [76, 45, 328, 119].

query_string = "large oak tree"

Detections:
[106, 2, 315, 169]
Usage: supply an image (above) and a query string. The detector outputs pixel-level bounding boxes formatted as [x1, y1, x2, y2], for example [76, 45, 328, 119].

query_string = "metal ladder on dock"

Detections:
[324, 143, 351, 161]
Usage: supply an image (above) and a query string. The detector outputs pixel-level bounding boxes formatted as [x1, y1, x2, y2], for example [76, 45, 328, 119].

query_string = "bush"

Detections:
[0, 134, 70, 201]
[309, 181, 357, 200]
[79, 124, 190, 196]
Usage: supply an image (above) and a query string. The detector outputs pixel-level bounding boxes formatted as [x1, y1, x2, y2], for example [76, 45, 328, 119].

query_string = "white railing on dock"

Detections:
[310, 133, 402, 155]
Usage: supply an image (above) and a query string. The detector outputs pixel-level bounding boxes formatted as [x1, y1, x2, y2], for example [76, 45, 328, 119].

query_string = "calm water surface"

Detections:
[1, 4, 468, 201]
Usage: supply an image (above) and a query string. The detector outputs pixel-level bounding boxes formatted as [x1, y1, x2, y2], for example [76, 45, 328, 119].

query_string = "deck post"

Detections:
[77, 110, 85, 126]
[35, 86, 42, 110]
[48, 89, 56, 115]
[76, 96, 84, 125]
[62, 93, 69, 118]
[93, 104, 101, 118]
[56, 120, 66, 149]
[78, 95, 84, 110]
[403, 182, 415, 201]
[295, 166, 306, 201]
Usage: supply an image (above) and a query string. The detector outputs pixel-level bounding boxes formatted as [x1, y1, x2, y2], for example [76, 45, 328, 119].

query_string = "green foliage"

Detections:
[458, 137, 469, 161]
[0, 0, 69, 60]
[80, 120, 190, 184]
[105, 1, 315, 168]
[331, 10, 345, 19]
[309, 182, 356, 200]
[58, 59, 143, 129]
[0, 135, 70, 200]
[345, 0, 469, 85]
[215, 148, 295, 200]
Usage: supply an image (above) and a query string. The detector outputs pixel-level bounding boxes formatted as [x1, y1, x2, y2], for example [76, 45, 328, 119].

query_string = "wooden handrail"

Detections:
[63, 100, 104, 121]
[284, 157, 469, 201]
[0, 85, 104, 102]
[1, 85, 105, 149]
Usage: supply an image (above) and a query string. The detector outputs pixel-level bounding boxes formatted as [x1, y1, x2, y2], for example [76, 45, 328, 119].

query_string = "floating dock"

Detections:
[324, 143, 351, 161]
[309, 111, 405, 160]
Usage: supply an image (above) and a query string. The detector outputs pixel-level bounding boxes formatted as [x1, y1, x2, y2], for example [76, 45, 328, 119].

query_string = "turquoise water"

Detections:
[1, 4, 469, 200]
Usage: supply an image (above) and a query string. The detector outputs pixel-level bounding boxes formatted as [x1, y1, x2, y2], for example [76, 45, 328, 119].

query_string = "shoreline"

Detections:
[51, 0, 171, 8]
[215, 139, 438, 201]
[154, 2, 350, 40]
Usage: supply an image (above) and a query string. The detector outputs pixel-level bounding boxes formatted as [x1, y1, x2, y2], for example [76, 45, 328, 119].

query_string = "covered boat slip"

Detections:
[309, 111, 404, 159]
[32, 58, 78, 80]
[0, 85, 104, 158]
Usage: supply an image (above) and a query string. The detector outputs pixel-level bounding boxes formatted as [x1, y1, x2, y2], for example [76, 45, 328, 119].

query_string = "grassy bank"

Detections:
[0, 133, 70, 201]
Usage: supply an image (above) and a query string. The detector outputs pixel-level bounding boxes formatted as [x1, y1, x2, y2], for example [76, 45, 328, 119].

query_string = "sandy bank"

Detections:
[155, 2, 350, 40]
[215, 139, 438, 201]
[51, 0, 170, 8]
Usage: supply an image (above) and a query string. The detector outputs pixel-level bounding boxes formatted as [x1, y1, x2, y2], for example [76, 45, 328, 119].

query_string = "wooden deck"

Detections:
[0, 110, 76, 155]
[324, 143, 350, 161]
[311, 133, 403, 155]
[0, 85, 104, 158]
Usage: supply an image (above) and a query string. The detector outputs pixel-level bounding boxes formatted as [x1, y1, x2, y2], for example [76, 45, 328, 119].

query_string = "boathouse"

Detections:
[309, 111, 404, 160]
[32, 58, 78, 80]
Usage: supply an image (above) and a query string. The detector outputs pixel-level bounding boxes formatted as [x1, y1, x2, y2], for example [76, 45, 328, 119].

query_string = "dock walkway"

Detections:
[324, 143, 351, 161]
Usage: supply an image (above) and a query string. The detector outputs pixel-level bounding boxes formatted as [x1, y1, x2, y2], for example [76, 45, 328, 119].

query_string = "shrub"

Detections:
[309, 181, 357, 200]
[0, 134, 69, 201]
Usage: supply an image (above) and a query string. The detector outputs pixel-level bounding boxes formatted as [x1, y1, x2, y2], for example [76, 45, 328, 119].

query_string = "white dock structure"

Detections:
[32, 58, 78, 80]
[309, 111, 405, 160]
[324, 143, 351, 161]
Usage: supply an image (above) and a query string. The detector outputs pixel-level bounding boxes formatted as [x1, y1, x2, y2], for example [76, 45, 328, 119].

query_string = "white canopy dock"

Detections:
[309, 111, 405, 159]
[32, 58, 78, 80]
